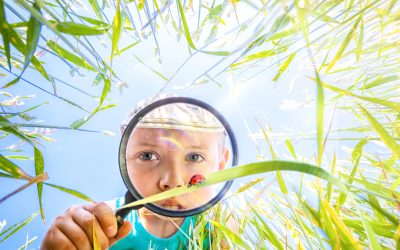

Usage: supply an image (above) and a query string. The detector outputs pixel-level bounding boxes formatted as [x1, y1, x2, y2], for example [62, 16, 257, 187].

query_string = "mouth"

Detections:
[159, 200, 185, 210]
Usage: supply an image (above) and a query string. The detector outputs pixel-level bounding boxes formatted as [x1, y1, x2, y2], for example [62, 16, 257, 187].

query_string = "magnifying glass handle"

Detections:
[115, 191, 143, 228]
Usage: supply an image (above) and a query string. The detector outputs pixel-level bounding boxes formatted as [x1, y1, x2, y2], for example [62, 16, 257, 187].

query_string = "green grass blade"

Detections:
[0, 0, 11, 70]
[0, 212, 38, 243]
[120, 160, 348, 210]
[273, 52, 295, 82]
[360, 75, 399, 90]
[47, 40, 95, 71]
[111, 0, 122, 57]
[359, 105, 400, 160]
[322, 82, 400, 112]
[44, 183, 93, 202]
[99, 76, 111, 105]
[356, 18, 364, 61]
[315, 68, 324, 165]
[0, 116, 37, 146]
[208, 220, 251, 249]
[360, 215, 383, 250]
[177, 0, 196, 50]
[326, 15, 362, 73]
[23, 3, 42, 73]
[55, 22, 109, 35]
[337, 137, 368, 207]
[0, 154, 31, 179]
[34, 147, 45, 222]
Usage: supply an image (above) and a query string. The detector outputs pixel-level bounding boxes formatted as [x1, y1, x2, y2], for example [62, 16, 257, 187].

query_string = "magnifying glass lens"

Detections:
[124, 102, 233, 213]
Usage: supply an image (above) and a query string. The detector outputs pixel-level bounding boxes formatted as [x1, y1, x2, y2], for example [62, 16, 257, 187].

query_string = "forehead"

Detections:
[128, 128, 222, 147]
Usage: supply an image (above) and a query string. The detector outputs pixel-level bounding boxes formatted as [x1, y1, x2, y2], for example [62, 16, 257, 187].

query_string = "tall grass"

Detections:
[1, 0, 399, 249]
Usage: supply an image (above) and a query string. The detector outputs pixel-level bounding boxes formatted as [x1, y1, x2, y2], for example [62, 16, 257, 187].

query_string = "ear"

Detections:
[218, 148, 229, 170]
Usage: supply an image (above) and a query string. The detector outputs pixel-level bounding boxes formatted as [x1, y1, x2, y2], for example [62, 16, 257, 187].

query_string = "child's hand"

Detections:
[41, 202, 132, 250]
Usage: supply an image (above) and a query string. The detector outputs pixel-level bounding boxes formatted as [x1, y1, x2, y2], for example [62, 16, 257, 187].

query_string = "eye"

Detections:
[186, 153, 205, 162]
[138, 152, 159, 161]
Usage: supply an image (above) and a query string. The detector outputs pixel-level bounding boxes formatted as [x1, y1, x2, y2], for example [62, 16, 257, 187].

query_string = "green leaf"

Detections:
[44, 183, 93, 202]
[0, 154, 30, 179]
[360, 75, 399, 90]
[322, 81, 400, 112]
[111, 0, 122, 57]
[120, 160, 347, 210]
[326, 15, 362, 73]
[34, 147, 45, 222]
[284, 138, 297, 159]
[0, 212, 38, 243]
[177, 0, 196, 50]
[337, 138, 368, 207]
[88, 0, 103, 20]
[0, 116, 37, 146]
[0, 0, 11, 70]
[315, 69, 324, 165]
[360, 215, 383, 250]
[55, 22, 108, 35]
[231, 46, 288, 68]
[47, 40, 95, 71]
[23, 3, 42, 73]
[99, 76, 111, 105]
[273, 53, 295, 81]
[356, 18, 364, 61]
[359, 105, 400, 160]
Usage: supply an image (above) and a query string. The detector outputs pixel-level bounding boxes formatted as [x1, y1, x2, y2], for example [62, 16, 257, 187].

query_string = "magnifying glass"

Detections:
[115, 97, 238, 226]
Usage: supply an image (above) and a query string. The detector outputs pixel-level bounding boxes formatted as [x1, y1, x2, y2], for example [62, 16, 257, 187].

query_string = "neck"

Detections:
[138, 208, 185, 238]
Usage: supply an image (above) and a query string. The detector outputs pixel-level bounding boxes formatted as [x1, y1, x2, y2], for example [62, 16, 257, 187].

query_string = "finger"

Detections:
[56, 215, 92, 250]
[41, 227, 77, 250]
[109, 221, 132, 246]
[71, 207, 110, 249]
[84, 202, 117, 238]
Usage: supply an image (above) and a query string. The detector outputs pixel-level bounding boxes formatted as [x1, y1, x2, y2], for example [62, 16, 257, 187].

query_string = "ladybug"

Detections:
[188, 174, 206, 187]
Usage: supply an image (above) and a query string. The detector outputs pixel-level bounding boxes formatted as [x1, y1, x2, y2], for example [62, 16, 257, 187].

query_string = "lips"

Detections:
[159, 199, 185, 210]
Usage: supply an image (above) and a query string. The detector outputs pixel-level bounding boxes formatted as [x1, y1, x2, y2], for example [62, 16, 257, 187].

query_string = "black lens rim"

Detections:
[119, 97, 238, 217]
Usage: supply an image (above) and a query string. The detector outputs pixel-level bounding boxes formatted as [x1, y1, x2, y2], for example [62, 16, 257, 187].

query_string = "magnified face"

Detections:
[123, 103, 233, 212]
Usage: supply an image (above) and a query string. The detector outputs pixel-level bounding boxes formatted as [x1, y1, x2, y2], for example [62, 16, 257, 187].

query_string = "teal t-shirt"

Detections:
[111, 198, 210, 250]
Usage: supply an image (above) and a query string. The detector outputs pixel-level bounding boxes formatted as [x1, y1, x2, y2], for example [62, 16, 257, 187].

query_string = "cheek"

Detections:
[127, 165, 158, 197]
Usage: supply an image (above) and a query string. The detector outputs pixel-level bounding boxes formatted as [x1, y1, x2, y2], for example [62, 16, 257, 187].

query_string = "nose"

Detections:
[159, 165, 185, 190]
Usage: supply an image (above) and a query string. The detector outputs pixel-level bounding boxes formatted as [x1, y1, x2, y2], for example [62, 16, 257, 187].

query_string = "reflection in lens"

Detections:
[124, 103, 232, 212]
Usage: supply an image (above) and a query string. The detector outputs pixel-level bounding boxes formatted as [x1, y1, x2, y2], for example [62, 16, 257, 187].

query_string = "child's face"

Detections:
[125, 127, 229, 210]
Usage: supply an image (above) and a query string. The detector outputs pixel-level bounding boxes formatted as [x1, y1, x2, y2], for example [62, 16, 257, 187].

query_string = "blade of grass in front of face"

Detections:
[358, 105, 400, 160]
[23, 2, 42, 74]
[46, 40, 95, 71]
[336, 137, 368, 207]
[0, 0, 11, 70]
[34, 147, 45, 222]
[0, 212, 38, 243]
[44, 183, 93, 202]
[17, 235, 37, 250]
[119, 160, 348, 210]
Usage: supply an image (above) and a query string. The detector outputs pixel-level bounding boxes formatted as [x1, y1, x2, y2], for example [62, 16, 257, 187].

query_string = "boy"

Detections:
[41, 97, 229, 249]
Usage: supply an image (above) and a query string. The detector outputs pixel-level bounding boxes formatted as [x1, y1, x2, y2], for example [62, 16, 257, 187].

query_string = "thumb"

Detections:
[109, 221, 132, 246]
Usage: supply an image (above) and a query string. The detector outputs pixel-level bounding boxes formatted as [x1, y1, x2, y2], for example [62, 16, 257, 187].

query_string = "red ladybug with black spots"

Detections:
[188, 174, 206, 187]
